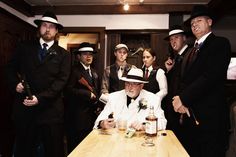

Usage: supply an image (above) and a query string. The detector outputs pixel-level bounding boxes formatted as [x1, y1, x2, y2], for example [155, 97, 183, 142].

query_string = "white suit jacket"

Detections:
[94, 89, 167, 130]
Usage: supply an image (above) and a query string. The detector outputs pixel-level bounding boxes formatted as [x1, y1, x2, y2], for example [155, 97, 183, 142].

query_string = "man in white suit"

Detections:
[94, 68, 167, 131]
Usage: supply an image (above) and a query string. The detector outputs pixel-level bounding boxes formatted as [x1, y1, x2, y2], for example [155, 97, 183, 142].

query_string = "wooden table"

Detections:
[68, 129, 189, 157]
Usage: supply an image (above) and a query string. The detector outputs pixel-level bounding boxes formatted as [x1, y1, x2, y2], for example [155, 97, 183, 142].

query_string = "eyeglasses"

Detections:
[125, 82, 141, 87]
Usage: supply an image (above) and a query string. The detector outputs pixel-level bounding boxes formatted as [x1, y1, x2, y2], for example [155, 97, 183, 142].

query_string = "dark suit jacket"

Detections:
[179, 33, 231, 136]
[164, 46, 190, 130]
[65, 62, 100, 130]
[6, 39, 71, 124]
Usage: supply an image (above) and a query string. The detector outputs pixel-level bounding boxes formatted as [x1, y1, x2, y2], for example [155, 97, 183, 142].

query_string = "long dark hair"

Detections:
[142, 48, 157, 68]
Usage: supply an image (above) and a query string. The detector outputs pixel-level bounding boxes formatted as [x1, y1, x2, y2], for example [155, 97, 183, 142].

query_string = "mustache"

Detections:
[43, 32, 50, 35]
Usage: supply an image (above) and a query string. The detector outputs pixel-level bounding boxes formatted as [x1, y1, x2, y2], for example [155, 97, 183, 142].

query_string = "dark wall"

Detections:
[0, 8, 36, 157]
[106, 30, 169, 69]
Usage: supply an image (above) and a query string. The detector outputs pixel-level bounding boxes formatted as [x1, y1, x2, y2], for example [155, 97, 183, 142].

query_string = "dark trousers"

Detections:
[66, 129, 91, 154]
[14, 120, 64, 157]
[180, 123, 227, 157]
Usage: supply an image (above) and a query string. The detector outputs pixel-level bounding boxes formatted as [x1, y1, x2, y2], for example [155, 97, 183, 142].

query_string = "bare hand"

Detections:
[91, 92, 96, 99]
[130, 121, 145, 131]
[172, 96, 183, 112]
[172, 96, 190, 117]
[23, 95, 38, 106]
[100, 119, 116, 129]
[16, 82, 24, 93]
[165, 58, 175, 72]
[177, 105, 190, 117]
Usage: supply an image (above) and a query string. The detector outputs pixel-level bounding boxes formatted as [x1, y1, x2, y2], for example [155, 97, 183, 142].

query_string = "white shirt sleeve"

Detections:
[155, 68, 168, 101]
[94, 100, 113, 129]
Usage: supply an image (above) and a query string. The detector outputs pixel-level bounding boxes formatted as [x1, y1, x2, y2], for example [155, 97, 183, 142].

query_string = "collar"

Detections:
[39, 38, 54, 49]
[178, 45, 188, 55]
[195, 32, 212, 45]
[146, 65, 153, 72]
[115, 62, 127, 70]
[127, 94, 139, 107]
[80, 62, 91, 70]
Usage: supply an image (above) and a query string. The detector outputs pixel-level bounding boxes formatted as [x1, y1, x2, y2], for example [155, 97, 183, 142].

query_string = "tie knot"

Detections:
[43, 43, 48, 49]
[194, 42, 202, 49]
[86, 68, 92, 77]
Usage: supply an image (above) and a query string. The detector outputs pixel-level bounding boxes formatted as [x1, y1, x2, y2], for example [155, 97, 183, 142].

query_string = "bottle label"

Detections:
[146, 121, 157, 134]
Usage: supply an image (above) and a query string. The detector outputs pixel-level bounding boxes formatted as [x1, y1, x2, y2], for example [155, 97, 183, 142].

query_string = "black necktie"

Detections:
[39, 43, 48, 61]
[175, 54, 182, 63]
[86, 69, 93, 84]
[86, 69, 92, 77]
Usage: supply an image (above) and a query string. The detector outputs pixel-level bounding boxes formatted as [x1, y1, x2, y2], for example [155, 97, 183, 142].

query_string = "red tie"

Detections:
[187, 42, 199, 66]
[145, 68, 149, 80]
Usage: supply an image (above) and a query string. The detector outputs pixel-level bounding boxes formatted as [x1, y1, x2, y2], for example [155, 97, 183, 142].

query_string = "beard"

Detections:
[41, 32, 55, 42]
[125, 90, 138, 98]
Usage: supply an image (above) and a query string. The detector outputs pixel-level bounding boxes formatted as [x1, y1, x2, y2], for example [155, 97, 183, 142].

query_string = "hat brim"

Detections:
[184, 13, 212, 26]
[120, 77, 148, 83]
[115, 47, 129, 52]
[74, 50, 97, 55]
[164, 32, 186, 40]
[34, 19, 63, 30]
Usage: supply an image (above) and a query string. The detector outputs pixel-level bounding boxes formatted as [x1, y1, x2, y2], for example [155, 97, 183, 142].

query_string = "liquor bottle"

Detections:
[145, 105, 157, 137]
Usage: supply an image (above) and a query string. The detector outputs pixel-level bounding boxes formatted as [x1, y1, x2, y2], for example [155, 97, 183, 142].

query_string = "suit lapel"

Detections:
[30, 41, 42, 66]
[181, 47, 192, 77]
[41, 43, 58, 64]
[182, 33, 215, 77]
[91, 69, 98, 90]
[78, 63, 94, 87]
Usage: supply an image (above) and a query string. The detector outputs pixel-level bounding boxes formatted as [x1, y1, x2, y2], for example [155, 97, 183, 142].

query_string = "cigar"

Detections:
[179, 108, 200, 126]
[189, 108, 200, 125]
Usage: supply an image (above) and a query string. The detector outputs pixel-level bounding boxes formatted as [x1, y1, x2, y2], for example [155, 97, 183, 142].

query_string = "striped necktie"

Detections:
[186, 42, 200, 66]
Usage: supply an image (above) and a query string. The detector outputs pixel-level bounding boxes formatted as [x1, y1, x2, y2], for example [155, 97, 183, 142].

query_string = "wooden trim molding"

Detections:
[31, 4, 193, 15]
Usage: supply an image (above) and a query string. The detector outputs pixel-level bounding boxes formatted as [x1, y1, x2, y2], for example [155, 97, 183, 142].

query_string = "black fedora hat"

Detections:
[185, 5, 212, 26]
[34, 11, 63, 30]
[164, 25, 187, 40]
[74, 42, 97, 55]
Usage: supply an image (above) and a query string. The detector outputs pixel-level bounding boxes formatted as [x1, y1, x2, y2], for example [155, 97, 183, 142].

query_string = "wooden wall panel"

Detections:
[106, 30, 169, 69]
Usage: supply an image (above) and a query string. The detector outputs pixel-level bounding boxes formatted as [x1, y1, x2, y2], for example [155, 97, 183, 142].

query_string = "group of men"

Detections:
[164, 5, 231, 157]
[5, 4, 231, 157]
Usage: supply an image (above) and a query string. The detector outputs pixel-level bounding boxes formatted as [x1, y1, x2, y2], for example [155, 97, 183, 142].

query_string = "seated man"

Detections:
[94, 68, 167, 131]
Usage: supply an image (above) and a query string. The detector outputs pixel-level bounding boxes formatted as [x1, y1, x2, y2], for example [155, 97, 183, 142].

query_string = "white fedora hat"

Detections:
[164, 25, 186, 40]
[34, 11, 63, 30]
[120, 68, 148, 83]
